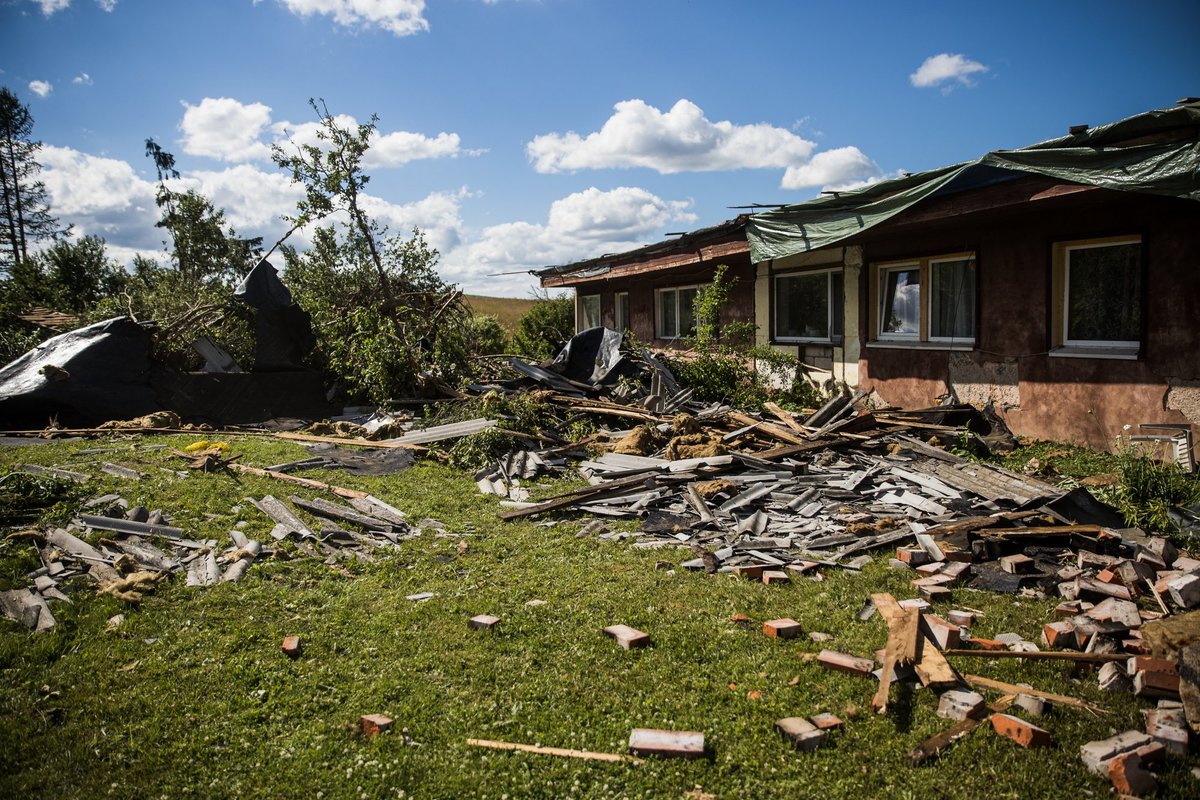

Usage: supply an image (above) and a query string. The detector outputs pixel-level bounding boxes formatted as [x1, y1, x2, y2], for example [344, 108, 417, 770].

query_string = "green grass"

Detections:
[465, 295, 539, 335]
[0, 435, 1196, 799]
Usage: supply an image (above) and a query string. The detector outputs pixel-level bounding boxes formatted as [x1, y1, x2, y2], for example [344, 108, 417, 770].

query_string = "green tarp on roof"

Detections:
[746, 104, 1200, 264]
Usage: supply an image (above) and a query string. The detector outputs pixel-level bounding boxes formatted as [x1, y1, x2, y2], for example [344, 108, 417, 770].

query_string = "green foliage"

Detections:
[668, 264, 827, 411]
[469, 314, 508, 356]
[0, 469, 82, 528]
[510, 295, 573, 361]
[1114, 451, 1200, 531]
[0, 86, 65, 273]
[447, 427, 519, 470]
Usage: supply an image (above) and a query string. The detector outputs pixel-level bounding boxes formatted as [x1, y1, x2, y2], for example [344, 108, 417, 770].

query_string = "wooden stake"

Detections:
[466, 738, 643, 764]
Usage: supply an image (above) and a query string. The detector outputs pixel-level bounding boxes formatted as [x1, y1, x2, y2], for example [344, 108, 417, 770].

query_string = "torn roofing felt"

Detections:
[746, 102, 1200, 264]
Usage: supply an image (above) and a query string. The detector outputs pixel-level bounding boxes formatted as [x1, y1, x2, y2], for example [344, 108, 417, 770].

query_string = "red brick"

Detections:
[919, 585, 953, 601]
[763, 618, 802, 639]
[730, 613, 751, 625]
[281, 635, 302, 658]
[966, 637, 1008, 651]
[809, 712, 843, 730]
[990, 713, 1051, 748]
[1134, 741, 1167, 767]
[817, 649, 875, 677]
[603, 624, 651, 650]
[1042, 620, 1079, 649]
[733, 564, 765, 580]
[923, 615, 961, 650]
[1128, 656, 1177, 676]
[1107, 752, 1157, 797]
[999, 554, 1035, 574]
[946, 609, 975, 628]
[1133, 669, 1180, 698]
[762, 570, 791, 585]
[775, 717, 826, 751]
[359, 714, 393, 737]
[896, 547, 929, 566]
[1096, 567, 1125, 586]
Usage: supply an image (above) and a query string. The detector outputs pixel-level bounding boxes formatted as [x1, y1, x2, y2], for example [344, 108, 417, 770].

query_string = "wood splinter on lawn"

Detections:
[467, 738, 643, 764]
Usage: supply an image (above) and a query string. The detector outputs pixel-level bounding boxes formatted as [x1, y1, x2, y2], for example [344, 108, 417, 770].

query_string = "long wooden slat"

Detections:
[229, 463, 368, 500]
[274, 431, 424, 450]
[942, 649, 1127, 663]
[907, 695, 1015, 765]
[466, 738, 643, 764]
[963, 673, 1107, 713]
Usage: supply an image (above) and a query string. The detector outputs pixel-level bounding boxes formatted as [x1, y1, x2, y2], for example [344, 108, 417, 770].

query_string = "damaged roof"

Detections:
[746, 100, 1200, 264]
[537, 215, 750, 288]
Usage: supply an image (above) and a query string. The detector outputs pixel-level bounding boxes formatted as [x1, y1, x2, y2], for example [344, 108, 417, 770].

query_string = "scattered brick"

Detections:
[999, 554, 1035, 574]
[763, 618, 802, 639]
[1013, 692, 1047, 718]
[1134, 741, 1167, 768]
[945, 609, 975, 628]
[919, 585, 953, 601]
[604, 624, 651, 650]
[922, 615, 960, 650]
[762, 569, 791, 586]
[1133, 669, 1180, 698]
[359, 714, 393, 737]
[775, 717, 826, 751]
[730, 613, 751, 625]
[628, 728, 705, 759]
[1085, 597, 1142, 628]
[1167, 574, 1200, 609]
[990, 713, 1051, 748]
[733, 564, 765, 580]
[1078, 577, 1133, 602]
[1042, 620, 1078, 649]
[1144, 709, 1189, 755]
[896, 547, 929, 566]
[1107, 752, 1157, 797]
[965, 637, 1008, 651]
[1128, 656, 1177, 676]
[936, 689, 985, 721]
[468, 614, 500, 631]
[809, 712, 843, 731]
[817, 649, 875, 677]
[1080, 731, 1155, 775]
[1098, 661, 1130, 692]
[281, 635, 302, 658]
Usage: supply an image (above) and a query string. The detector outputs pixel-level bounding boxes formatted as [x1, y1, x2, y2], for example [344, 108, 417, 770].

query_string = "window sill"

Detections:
[866, 341, 975, 352]
[1050, 345, 1139, 360]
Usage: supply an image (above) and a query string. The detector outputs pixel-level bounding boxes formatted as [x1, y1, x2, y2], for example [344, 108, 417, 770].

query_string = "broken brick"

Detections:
[604, 624, 651, 650]
[730, 613, 751, 625]
[1042, 620, 1079, 650]
[732, 564, 766, 580]
[762, 570, 791, 586]
[1166, 573, 1200, 609]
[809, 712, 843, 731]
[1107, 752, 1157, 797]
[936, 689, 985, 721]
[359, 714, 393, 737]
[990, 713, 1051, 748]
[1080, 731, 1155, 775]
[775, 717, 826, 751]
[817, 649, 875, 677]
[763, 618, 802, 639]
[281, 635, 302, 658]
[922, 615, 960, 650]
[468, 614, 500, 631]
[896, 547, 929, 566]
[1133, 669, 1180, 699]
[628, 728, 705, 759]
[945, 609, 975, 628]
[999, 554, 1035, 574]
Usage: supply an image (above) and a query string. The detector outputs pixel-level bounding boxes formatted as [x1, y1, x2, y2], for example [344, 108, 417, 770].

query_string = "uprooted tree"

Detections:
[272, 99, 474, 404]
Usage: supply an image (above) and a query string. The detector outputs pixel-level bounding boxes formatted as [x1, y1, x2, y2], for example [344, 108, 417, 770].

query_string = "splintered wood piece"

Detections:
[871, 593, 959, 688]
[907, 695, 1015, 764]
[467, 738, 643, 764]
[872, 605, 922, 714]
[962, 674, 1107, 713]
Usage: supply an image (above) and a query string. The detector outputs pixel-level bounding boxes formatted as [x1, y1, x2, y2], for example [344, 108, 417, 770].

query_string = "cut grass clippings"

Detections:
[0, 435, 1196, 799]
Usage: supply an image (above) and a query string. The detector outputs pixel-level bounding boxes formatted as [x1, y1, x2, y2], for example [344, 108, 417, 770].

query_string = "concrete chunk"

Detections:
[468, 614, 500, 631]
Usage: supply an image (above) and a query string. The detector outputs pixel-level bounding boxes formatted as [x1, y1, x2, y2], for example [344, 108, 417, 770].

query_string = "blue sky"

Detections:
[3, 0, 1197, 296]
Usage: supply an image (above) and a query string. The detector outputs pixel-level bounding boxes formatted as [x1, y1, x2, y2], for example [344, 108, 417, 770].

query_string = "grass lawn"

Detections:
[1, 435, 1196, 799]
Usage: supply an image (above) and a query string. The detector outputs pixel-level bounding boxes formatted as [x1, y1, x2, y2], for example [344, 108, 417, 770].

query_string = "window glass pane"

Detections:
[931, 259, 975, 339]
[579, 294, 601, 330]
[659, 289, 677, 338]
[1067, 243, 1141, 342]
[616, 293, 629, 331]
[775, 272, 829, 339]
[679, 287, 699, 336]
[881, 268, 920, 335]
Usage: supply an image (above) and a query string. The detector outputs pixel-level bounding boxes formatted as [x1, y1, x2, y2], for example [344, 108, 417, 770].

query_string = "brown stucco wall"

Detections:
[855, 185, 1200, 451]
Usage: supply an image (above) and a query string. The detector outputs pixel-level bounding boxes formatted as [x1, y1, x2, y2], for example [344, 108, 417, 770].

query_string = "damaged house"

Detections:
[541, 100, 1200, 455]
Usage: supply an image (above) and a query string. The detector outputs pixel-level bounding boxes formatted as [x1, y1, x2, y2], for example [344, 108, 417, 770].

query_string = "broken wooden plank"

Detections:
[942, 649, 1127, 663]
[229, 463, 368, 500]
[871, 593, 960, 688]
[907, 695, 1015, 765]
[273, 431, 424, 450]
[467, 738, 643, 764]
[963, 673, 1107, 713]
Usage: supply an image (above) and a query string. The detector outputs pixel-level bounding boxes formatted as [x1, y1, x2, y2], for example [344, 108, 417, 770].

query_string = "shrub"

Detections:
[511, 295, 573, 361]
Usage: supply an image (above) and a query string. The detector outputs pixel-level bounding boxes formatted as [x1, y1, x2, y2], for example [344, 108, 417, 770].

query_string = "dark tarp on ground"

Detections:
[746, 103, 1200, 263]
[549, 326, 636, 386]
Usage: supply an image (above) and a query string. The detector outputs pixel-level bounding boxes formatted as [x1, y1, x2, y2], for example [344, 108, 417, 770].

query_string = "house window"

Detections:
[774, 268, 843, 343]
[577, 293, 600, 331]
[615, 291, 630, 333]
[871, 253, 976, 346]
[1052, 236, 1141, 357]
[655, 285, 701, 339]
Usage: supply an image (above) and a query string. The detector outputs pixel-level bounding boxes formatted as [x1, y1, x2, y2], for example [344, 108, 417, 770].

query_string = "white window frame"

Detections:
[870, 252, 976, 348]
[615, 291, 630, 333]
[1052, 236, 1141, 358]
[576, 293, 601, 332]
[773, 267, 843, 344]
[927, 256, 977, 345]
[655, 284, 703, 340]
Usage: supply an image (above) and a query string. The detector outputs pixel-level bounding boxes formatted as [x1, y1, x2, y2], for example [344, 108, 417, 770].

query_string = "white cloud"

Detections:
[180, 97, 274, 162]
[275, 0, 429, 37]
[440, 186, 696, 294]
[367, 130, 462, 167]
[36, 0, 71, 14]
[781, 146, 881, 190]
[527, 99, 817, 174]
[39, 145, 161, 249]
[72, 72, 93, 86]
[97, 0, 116, 10]
[910, 53, 989, 90]
[28, 80, 53, 98]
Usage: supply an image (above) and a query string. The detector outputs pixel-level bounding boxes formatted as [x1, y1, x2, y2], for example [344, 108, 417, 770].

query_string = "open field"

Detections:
[1, 434, 1197, 799]
[465, 295, 540, 334]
